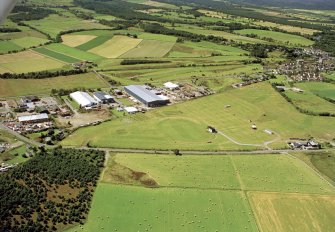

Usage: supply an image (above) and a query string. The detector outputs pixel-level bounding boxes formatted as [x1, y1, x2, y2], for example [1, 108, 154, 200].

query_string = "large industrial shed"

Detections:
[70, 91, 97, 108]
[124, 85, 169, 107]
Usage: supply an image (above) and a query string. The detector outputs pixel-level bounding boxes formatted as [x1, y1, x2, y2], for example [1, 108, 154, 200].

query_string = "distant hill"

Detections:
[230, 0, 335, 10]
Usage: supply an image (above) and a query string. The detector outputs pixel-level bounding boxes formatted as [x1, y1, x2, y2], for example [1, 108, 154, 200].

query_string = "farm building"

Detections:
[93, 92, 115, 104]
[124, 106, 138, 114]
[124, 85, 169, 107]
[21, 96, 39, 104]
[18, 113, 49, 124]
[164, 82, 179, 90]
[70, 91, 97, 108]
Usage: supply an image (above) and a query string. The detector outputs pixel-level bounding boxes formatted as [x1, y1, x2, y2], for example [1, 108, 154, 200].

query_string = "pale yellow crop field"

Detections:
[89, 35, 142, 58]
[61, 34, 97, 47]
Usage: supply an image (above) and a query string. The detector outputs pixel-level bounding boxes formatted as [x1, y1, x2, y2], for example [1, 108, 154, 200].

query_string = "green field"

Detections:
[69, 184, 258, 232]
[76, 35, 113, 51]
[294, 151, 335, 184]
[43, 43, 103, 61]
[0, 50, 65, 73]
[284, 90, 335, 114]
[120, 40, 175, 58]
[235, 29, 314, 46]
[0, 73, 109, 97]
[0, 41, 22, 53]
[34, 47, 81, 63]
[68, 153, 335, 232]
[62, 83, 335, 150]
[296, 82, 335, 100]
[113, 154, 334, 193]
[24, 14, 109, 38]
[249, 192, 335, 232]
[89, 35, 142, 58]
[170, 24, 268, 44]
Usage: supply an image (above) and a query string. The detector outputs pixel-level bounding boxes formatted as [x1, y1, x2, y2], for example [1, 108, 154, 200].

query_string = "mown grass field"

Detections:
[171, 24, 268, 44]
[114, 154, 334, 193]
[68, 184, 258, 232]
[294, 151, 335, 184]
[0, 73, 109, 97]
[284, 90, 335, 114]
[89, 35, 142, 58]
[120, 40, 175, 58]
[34, 47, 81, 63]
[42, 44, 103, 61]
[24, 14, 109, 38]
[68, 153, 335, 232]
[248, 192, 335, 232]
[62, 83, 335, 150]
[0, 50, 65, 73]
[235, 29, 314, 46]
[61, 34, 97, 47]
[296, 82, 335, 100]
[103, 63, 259, 91]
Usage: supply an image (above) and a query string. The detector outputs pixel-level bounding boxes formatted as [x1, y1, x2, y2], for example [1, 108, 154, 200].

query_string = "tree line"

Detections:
[0, 69, 87, 79]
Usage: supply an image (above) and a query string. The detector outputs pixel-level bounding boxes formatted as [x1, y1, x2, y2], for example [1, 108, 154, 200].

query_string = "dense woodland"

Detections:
[0, 148, 105, 232]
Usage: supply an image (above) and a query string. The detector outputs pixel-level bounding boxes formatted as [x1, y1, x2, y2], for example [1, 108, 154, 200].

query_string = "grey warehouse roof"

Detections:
[124, 85, 164, 103]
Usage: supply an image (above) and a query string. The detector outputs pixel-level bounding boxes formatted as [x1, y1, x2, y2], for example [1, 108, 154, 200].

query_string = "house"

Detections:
[288, 140, 320, 150]
[251, 124, 257, 130]
[70, 91, 97, 108]
[93, 91, 115, 104]
[207, 126, 217, 133]
[124, 85, 169, 107]
[164, 82, 179, 90]
[18, 113, 49, 124]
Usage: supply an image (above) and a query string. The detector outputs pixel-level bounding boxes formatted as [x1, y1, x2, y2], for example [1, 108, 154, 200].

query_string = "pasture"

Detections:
[67, 153, 335, 232]
[0, 73, 108, 97]
[0, 50, 65, 73]
[24, 14, 109, 38]
[33, 47, 81, 63]
[68, 184, 258, 232]
[171, 24, 268, 44]
[113, 154, 334, 193]
[62, 83, 335, 150]
[295, 82, 335, 100]
[41, 44, 103, 61]
[89, 35, 142, 58]
[120, 40, 175, 58]
[235, 29, 314, 46]
[248, 192, 335, 232]
[284, 90, 335, 114]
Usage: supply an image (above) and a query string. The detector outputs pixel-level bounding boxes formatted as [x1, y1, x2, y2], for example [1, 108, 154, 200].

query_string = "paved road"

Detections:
[62, 145, 335, 156]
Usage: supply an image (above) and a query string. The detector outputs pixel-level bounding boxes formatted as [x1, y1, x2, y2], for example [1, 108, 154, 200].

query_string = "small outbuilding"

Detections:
[124, 107, 138, 114]
[207, 126, 217, 133]
[164, 82, 179, 90]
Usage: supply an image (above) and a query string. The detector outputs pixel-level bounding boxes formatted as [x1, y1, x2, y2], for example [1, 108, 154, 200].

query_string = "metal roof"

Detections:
[93, 91, 114, 101]
[124, 85, 164, 103]
[18, 113, 49, 122]
[70, 91, 97, 107]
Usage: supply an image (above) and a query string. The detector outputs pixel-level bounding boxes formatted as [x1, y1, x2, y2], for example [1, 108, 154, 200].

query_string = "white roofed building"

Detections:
[18, 113, 49, 124]
[70, 91, 97, 108]
[164, 82, 179, 90]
